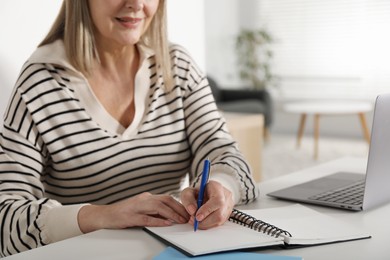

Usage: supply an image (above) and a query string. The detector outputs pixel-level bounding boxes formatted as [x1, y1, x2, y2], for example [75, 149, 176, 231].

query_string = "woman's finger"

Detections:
[157, 195, 190, 221]
[131, 214, 173, 227]
[195, 181, 225, 219]
[155, 203, 189, 224]
[139, 195, 189, 224]
[195, 181, 234, 229]
[180, 187, 198, 215]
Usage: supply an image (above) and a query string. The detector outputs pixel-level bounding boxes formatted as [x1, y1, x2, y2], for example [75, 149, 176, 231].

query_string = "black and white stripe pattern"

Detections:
[0, 43, 258, 256]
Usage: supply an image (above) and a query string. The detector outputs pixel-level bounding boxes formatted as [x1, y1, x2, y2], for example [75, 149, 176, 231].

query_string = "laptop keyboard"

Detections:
[309, 180, 365, 206]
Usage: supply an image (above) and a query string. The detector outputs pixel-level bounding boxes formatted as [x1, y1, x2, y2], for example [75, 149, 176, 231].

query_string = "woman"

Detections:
[0, 0, 258, 256]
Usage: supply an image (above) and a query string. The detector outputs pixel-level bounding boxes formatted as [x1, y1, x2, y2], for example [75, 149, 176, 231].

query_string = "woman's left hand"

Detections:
[180, 180, 234, 230]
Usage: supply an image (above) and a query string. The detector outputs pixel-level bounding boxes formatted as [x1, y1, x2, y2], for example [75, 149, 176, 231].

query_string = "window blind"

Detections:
[258, 0, 390, 100]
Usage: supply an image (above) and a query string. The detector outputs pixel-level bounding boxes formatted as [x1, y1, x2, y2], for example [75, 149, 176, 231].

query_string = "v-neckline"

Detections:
[74, 57, 152, 139]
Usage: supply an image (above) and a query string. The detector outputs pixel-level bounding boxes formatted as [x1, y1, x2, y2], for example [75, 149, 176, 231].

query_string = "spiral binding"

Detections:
[229, 209, 292, 238]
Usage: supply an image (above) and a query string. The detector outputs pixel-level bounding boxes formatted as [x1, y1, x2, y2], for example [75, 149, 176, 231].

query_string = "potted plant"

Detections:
[235, 28, 278, 90]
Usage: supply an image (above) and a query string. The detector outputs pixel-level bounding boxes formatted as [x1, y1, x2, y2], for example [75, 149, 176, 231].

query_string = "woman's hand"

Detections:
[78, 192, 190, 233]
[180, 180, 234, 230]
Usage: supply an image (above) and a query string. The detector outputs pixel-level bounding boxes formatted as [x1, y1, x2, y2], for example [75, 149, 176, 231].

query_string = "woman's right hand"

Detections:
[77, 192, 190, 233]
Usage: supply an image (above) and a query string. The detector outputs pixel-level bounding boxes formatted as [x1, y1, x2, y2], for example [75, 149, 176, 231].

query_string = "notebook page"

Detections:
[145, 219, 284, 256]
[243, 204, 370, 245]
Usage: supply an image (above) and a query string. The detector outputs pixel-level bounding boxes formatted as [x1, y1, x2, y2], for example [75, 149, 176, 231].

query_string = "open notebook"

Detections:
[144, 204, 370, 256]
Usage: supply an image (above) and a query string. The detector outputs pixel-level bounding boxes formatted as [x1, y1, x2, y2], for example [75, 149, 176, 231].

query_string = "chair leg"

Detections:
[314, 114, 320, 160]
[297, 114, 307, 148]
[358, 113, 370, 144]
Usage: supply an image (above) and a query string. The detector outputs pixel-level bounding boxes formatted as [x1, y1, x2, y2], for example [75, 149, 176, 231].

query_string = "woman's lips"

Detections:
[116, 17, 143, 28]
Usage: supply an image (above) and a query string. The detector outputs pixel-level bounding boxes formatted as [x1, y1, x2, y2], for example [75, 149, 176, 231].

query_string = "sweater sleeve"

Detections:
[188, 78, 258, 204]
[171, 46, 259, 205]
[0, 86, 82, 257]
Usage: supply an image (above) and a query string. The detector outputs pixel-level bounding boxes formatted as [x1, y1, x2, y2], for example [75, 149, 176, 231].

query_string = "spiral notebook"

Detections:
[144, 204, 370, 256]
[153, 246, 302, 259]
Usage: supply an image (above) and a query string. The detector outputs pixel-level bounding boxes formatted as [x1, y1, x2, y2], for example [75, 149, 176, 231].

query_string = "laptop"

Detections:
[268, 93, 390, 211]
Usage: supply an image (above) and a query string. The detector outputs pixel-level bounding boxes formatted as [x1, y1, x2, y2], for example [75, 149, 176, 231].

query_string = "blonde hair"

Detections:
[39, 0, 173, 90]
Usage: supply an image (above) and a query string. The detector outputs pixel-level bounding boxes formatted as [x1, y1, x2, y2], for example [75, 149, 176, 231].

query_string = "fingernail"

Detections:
[196, 213, 204, 221]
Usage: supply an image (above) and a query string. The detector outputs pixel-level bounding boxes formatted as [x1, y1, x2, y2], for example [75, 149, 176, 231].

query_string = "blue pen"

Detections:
[194, 159, 211, 232]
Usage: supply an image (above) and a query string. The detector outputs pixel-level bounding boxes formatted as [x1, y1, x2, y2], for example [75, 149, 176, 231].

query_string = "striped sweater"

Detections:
[0, 40, 258, 256]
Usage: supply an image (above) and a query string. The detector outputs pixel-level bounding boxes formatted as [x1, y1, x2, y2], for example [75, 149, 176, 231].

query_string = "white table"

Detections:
[5, 157, 390, 260]
[284, 101, 373, 159]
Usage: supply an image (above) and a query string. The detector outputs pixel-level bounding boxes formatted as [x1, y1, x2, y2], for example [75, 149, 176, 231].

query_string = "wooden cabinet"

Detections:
[223, 113, 263, 182]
